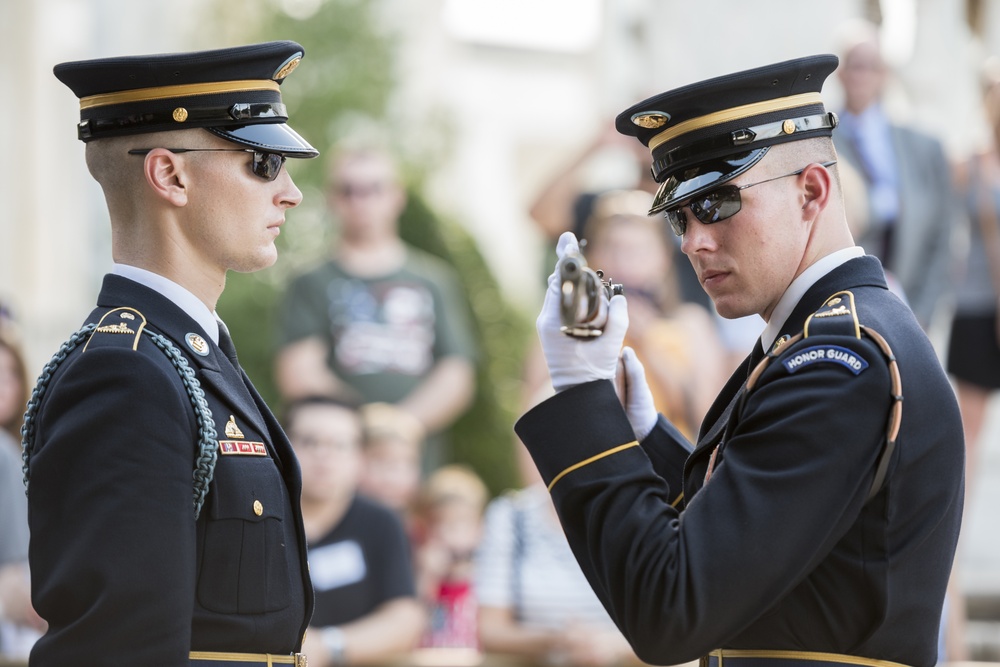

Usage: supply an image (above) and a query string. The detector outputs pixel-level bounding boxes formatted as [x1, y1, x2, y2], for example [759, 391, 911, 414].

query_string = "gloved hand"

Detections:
[618, 346, 658, 441]
[538, 232, 629, 392]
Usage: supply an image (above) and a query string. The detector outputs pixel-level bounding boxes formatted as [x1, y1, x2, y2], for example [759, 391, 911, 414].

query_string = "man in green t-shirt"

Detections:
[275, 144, 477, 468]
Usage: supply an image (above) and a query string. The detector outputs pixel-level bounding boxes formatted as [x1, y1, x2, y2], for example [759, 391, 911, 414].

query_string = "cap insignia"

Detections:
[632, 111, 671, 129]
[225, 415, 245, 439]
[781, 119, 796, 135]
[173, 107, 189, 123]
[272, 53, 303, 81]
[186, 333, 210, 356]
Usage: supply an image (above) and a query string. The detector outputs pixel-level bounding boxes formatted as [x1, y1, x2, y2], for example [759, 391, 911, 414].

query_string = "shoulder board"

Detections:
[83, 307, 147, 352]
[803, 290, 862, 340]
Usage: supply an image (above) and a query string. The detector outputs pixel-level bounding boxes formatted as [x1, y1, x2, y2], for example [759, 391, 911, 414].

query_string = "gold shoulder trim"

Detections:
[83, 307, 147, 352]
[804, 290, 860, 339]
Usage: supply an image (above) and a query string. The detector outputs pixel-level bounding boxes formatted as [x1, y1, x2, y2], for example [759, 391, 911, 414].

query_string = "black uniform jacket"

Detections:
[515, 256, 964, 667]
[26, 275, 313, 665]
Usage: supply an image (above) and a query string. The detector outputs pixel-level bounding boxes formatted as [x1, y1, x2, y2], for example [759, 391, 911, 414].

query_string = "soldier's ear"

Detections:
[800, 161, 832, 222]
[141, 149, 189, 207]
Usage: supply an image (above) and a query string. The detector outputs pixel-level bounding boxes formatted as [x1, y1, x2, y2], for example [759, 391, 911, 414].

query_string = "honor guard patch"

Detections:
[219, 440, 268, 456]
[782, 345, 869, 376]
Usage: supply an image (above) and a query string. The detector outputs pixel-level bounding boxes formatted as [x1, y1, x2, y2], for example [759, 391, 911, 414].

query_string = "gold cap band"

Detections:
[80, 79, 281, 110]
[648, 92, 823, 152]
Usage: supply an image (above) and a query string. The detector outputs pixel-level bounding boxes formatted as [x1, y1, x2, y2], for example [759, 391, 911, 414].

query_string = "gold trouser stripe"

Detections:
[547, 441, 639, 492]
[709, 649, 911, 667]
[80, 79, 281, 110]
[648, 92, 823, 152]
[188, 651, 298, 664]
[670, 491, 684, 508]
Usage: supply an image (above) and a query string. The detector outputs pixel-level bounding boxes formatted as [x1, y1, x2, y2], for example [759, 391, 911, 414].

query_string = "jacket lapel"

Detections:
[96, 274, 271, 441]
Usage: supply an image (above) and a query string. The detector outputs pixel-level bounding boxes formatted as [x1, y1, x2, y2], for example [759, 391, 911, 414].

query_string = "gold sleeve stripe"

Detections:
[547, 441, 639, 492]
[80, 80, 281, 110]
[648, 92, 822, 152]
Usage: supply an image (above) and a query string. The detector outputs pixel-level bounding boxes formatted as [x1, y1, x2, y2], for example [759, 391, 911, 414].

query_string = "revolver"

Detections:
[556, 246, 624, 338]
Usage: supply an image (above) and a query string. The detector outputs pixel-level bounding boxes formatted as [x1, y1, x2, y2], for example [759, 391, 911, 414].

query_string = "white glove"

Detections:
[538, 232, 629, 392]
[618, 346, 658, 441]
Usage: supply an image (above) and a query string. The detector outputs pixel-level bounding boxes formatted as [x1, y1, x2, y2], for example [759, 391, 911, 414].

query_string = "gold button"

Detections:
[253, 500, 263, 516]
[173, 107, 189, 122]
[782, 119, 796, 135]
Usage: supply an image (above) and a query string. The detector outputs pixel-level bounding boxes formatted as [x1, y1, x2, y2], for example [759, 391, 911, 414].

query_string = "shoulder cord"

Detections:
[742, 326, 902, 502]
[20, 324, 219, 519]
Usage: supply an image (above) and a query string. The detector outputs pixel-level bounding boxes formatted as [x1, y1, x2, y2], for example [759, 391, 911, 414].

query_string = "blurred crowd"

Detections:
[4, 18, 1000, 667]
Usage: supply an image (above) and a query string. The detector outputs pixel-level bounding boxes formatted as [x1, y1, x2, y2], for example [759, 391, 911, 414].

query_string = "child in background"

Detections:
[413, 465, 488, 656]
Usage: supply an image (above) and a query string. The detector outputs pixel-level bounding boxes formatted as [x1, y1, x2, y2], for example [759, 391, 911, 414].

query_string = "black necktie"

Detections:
[217, 320, 241, 372]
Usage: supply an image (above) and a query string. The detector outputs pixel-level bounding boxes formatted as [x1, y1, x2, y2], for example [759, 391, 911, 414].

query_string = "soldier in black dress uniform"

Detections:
[516, 55, 964, 667]
[22, 42, 318, 666]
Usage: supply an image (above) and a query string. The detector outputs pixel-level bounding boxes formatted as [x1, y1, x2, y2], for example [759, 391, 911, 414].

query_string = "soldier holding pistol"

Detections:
[516, 55, 964, 667]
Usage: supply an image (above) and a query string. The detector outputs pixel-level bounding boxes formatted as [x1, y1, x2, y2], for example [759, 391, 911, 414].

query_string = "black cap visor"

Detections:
[208, 122, 318, 158]
[649, 148, 768, 215]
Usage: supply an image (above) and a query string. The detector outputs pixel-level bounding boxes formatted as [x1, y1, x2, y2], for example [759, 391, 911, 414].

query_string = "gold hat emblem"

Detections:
[225, 415, 245, 440]
[185, 333, 209, 356]
[273, 54, 303, 81]
[781, 119, 796, 135]
[631, 111, 671, 129]
[172, 107, 189, 123]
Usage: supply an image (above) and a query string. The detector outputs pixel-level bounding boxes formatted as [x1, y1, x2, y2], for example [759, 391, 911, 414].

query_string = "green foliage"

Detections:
[216, 0, 529, 495]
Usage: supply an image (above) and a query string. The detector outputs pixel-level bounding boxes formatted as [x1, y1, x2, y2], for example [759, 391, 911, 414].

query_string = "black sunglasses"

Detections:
[127, 147, 287, 182]
[664, 160, 837, 236]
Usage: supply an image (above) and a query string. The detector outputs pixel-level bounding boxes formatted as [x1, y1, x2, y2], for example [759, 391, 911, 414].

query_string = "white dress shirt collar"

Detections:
[760, 246, 865, 353]
[112, 264, 221, 344]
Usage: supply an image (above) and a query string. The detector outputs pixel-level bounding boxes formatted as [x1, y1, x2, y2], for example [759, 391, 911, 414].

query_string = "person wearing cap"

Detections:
[22, 42, 318, 666]
[515, 55, 963, 667]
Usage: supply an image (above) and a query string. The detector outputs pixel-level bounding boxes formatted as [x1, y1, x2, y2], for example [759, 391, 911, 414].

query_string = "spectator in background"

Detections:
[412, 464, 488, 654]
[935, 55, 1000, 664]
[358, 401, 425, 526]
[286, 396, 425, 666]
[274, 142, 477, 471]
[0, 334, 44, 660]
[580, 190, 729, 438]
[833, 20, 958, 330]
[950, 55, 1000, 489]
[475, 432, 645, 667]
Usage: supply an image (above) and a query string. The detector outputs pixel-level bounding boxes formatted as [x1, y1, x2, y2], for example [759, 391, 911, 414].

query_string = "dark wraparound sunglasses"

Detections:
[127, 148, 287, 182]
[664, 160, 837, 236]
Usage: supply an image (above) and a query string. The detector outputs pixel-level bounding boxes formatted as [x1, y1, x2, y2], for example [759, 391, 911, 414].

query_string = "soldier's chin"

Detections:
[231, 250, 279, 274]
[712, 298, 754, 321]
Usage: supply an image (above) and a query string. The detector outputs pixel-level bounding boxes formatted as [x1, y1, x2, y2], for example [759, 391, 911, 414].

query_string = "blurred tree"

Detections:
[214, 0, 528, 495]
